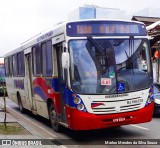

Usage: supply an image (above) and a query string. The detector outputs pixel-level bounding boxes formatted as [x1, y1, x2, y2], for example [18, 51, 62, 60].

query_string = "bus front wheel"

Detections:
[49, 103, 62, 132]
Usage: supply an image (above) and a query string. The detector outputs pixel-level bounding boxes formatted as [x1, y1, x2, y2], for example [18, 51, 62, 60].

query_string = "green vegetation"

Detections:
[0, 123, 26, 135]
[0, 85, 7, 96]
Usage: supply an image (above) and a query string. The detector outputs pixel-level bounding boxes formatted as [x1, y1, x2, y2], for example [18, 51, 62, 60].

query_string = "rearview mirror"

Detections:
[62, 52, 70, 69]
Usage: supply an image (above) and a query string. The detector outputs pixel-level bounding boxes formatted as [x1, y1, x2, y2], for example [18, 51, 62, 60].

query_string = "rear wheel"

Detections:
[49, 103, 62, 132]
[17, 94, 25, 113]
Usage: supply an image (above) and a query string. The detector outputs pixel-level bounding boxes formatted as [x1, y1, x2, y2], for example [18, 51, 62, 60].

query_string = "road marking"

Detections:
[131, 124, 149, 130]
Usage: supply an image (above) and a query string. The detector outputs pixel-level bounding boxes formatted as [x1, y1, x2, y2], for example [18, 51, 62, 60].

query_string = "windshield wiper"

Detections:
[87, 36, 110, 74]
[117, 36, 135, 74]
[87, 36, 108, 59]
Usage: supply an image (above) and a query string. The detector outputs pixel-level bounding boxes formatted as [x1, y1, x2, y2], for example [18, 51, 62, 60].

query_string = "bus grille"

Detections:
[91, 98, 143, 114]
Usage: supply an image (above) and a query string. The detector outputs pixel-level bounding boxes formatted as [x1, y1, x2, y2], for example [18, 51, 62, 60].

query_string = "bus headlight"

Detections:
[77, 104, 84, 111]
[74, 97, 81, 104]
[72, 94, 87, 112]
[146, 91, 154, 106]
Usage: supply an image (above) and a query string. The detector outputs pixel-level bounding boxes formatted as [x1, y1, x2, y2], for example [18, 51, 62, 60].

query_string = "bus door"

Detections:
[55, 44, 68, 123]
[25, 51, 37, 113]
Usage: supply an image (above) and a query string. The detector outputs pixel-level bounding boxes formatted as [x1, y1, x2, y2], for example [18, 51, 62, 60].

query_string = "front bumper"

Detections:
[67, 102, 154, 130]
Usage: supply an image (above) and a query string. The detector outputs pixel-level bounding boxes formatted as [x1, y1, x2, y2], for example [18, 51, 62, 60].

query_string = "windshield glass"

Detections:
[69, 39, 152, 94]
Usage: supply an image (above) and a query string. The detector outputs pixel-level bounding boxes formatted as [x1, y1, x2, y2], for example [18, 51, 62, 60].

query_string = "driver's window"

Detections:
[136, 46, 147, 71]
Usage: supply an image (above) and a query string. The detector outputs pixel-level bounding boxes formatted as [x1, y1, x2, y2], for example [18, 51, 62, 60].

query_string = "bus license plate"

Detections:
[113, 117, 125, 122]
[127, 98, 143, 105]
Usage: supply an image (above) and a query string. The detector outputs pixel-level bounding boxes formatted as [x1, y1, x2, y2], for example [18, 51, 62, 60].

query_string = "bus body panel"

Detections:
[32, 77, 61, 118]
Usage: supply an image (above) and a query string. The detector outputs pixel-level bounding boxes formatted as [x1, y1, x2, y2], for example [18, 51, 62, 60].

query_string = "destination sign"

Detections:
[67, 21, 147, 36]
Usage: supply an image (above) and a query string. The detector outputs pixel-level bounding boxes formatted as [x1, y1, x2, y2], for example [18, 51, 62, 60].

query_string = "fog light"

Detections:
[74, 97, 81, 104]
[77, 104, 84, 111]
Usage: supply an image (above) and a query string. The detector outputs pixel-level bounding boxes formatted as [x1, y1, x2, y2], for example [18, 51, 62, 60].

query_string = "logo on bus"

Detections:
[37, 31, 53, 42]
[118, 82, 125, 91]
[14, 79, 24, 90]
[91, 102, 105, 108]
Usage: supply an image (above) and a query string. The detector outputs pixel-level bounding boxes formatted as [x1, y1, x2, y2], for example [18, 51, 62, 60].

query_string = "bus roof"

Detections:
[4, 19, 145, 58]
[68, 18, 145, 25]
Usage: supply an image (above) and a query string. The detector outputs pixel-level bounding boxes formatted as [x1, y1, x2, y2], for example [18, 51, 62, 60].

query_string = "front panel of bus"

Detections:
[63, 20, 154, 130]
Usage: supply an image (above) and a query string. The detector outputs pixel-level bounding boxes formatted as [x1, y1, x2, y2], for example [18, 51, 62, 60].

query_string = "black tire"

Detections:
[17, 94, 25, 113]
[49, 103, 62, 132]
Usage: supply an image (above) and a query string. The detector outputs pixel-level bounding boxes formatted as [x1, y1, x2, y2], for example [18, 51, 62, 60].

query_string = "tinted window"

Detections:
[69, 39, 152, 94]
[42, 41, 53, 76]
[9, 56, 13, 76]
[17, 52, 25, 76]
[33, 46, 41, 75]
[13, 54, 18, 76]
[4, 58, 9, 77]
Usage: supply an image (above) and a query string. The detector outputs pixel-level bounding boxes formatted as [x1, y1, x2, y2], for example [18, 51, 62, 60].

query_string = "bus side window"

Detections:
[4, 58, 9, 77]
[9, 56, 13, 77]
[12, 54, 18, 77]
[32, 45, 41, 75]
[42, 40, 53, 76]
[17, 51, 25, 77]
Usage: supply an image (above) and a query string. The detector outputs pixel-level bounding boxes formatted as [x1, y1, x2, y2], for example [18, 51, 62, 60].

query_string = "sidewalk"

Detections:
[0, 97, 64, 147]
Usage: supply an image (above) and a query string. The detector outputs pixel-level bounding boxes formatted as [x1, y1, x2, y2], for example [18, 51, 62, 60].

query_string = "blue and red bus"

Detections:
[4, 19, 154, 132]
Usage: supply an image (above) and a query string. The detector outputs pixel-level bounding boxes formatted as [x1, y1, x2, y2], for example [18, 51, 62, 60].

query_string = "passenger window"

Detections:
[42, 40, 53, 76]
[32, 45, 41, 75]
[4, 58, 9, 77]
[13, 54, 18, 76]
[9, 56, 13, 76]
[17, 51, 25, 76]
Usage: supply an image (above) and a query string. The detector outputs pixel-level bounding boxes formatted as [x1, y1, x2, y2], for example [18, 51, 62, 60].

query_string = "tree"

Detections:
[3, 84, 7, 128]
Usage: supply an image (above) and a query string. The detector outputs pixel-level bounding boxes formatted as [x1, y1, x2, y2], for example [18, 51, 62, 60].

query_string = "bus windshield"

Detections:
[69, 38, 152, 94]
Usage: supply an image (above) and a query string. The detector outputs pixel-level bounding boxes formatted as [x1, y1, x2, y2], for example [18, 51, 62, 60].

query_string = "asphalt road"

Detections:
[1, 97, 160, 148]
